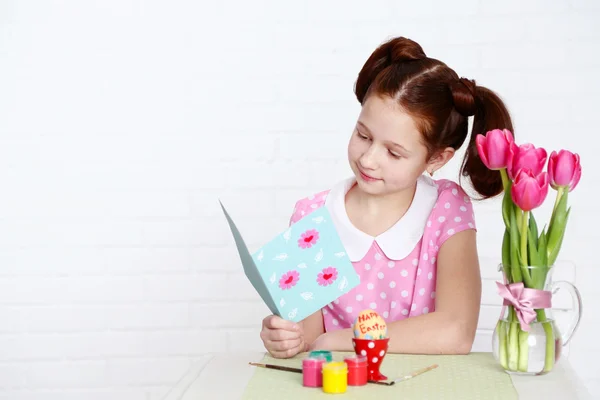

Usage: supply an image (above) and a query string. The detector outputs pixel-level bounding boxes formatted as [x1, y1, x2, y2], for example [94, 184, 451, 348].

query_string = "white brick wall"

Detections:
[1, 0, 599, 398]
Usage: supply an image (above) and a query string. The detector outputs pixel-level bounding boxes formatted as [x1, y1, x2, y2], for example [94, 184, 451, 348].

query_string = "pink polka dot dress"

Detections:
[288, 175, 476, 334]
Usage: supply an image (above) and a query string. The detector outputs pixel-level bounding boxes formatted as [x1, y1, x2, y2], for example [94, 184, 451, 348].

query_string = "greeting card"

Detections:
[220, 201, 360, 323]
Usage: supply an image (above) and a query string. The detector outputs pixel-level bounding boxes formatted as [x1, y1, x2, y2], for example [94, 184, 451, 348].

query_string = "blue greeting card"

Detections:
[220, 201, 360, 323]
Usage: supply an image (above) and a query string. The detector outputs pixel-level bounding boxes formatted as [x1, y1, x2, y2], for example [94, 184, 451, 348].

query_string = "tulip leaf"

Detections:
[548, 190, 567, 244]
[515, 244, 534, 287]
[548, 191, 569, 264]
[509, 209, 522, 283]
[548, 207, 571, 266]
[502, 189, 512, 229]
[528, 212, 540, 284]
[535, 230, 549, 289]
[528, 226, 541, 285]
[502, 228, 510, 269]
[529, 212, 539, 249]
[538, 227, 548, 266]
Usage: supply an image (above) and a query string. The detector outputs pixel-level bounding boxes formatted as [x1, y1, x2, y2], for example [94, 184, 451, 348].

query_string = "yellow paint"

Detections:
[322, 362, 347, 394]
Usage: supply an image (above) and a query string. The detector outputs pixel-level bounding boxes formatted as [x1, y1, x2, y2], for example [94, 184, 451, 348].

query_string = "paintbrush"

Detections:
[248, 362, 303, 374]
[387, 364, 439, 385]
[248, 362, 397, 386]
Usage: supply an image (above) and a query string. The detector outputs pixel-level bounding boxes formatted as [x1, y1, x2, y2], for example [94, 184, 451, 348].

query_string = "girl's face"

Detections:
[347, 95, 432, 197]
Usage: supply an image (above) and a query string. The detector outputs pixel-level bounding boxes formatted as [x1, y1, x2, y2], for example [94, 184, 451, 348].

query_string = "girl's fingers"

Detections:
[263, 315, 300, 332]
[269, 328, 302, 341]
[269, 339, 305, 359]
[267, 337, 303, 352]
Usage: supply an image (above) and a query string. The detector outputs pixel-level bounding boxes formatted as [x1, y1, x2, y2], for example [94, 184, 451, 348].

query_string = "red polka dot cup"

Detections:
[352, 337, 389, 381]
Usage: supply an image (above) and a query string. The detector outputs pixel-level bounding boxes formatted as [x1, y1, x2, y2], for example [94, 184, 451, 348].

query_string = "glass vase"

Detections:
[492, 264, 582, 375]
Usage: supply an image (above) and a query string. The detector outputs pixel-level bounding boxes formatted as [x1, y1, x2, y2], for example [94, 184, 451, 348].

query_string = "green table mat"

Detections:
[242, 352, 518, 400]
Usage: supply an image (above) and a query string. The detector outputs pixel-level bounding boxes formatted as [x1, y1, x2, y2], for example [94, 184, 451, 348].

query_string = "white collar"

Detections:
[325, 175, 439, 262]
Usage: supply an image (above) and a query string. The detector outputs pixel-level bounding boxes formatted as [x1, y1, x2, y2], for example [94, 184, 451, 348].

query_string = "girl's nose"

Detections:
[359, 146, 379, 170]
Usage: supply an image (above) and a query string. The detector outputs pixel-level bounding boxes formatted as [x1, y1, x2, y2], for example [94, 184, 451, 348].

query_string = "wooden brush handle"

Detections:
[248, 362, 302, 374]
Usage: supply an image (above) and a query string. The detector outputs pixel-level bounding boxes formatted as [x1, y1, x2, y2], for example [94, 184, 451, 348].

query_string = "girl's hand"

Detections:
[260, 315, 307, 359]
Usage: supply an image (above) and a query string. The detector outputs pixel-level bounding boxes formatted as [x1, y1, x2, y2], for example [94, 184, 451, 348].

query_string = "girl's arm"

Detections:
[309, 229, 482, 355]
[299, 309, 326, 351]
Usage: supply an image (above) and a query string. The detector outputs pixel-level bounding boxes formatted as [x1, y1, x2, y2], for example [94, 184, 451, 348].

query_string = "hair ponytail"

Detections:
[460, 86, 514, 199]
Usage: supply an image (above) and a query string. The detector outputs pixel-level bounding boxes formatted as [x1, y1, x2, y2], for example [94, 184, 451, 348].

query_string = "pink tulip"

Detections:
[507, 143, 548, 180]
[511, 169, 549, 212]
[476, 129, 514, 170]
[548, 150, 581, 192]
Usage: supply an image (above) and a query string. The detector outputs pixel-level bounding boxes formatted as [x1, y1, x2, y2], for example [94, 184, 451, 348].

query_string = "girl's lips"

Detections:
[359, 169, 380, 182]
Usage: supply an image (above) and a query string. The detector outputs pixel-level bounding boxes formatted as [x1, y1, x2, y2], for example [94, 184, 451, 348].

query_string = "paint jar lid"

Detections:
[344, 354, 367, 365]
[322, 361, 348, 372]
[309, 350, 332, 362]
[303, 356, 327, 367]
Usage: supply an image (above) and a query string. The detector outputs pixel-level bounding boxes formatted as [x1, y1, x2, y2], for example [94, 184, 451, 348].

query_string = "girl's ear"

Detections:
[426, 147, 455, 175]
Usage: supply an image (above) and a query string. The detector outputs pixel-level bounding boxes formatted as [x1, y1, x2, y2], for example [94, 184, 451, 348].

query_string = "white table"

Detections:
[162, 352, 592, 400]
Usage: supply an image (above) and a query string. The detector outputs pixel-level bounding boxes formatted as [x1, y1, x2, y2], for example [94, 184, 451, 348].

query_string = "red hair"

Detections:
[354, 37, 513, 199]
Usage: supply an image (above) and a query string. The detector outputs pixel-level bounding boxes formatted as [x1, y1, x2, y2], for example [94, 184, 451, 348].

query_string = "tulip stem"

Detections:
[508, 311, 519, 370]
[497, 319, 508, 369]
[518, 327, 529, 372]
[520, 211, 533, 287]
[500, 168, 510, 191]
[553, 187, 565, 214]
[537, 310, 555, 373]
[520, 211, 528, 266]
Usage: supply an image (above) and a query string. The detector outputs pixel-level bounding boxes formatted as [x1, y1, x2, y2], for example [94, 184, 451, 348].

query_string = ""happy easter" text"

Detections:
[356, 311, 387, 335]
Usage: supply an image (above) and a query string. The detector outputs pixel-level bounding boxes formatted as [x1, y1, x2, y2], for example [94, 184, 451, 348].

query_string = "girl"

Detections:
[260, 36, 513, 358]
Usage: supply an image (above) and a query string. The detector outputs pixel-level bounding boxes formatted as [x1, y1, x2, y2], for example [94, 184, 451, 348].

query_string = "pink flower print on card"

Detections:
[298, 229, 320, 249]
[317, 267, 338, 287]
[279, 270, 300, 290]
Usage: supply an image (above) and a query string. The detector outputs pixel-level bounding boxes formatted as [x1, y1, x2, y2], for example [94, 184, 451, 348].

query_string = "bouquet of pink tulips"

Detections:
[476, 129, 582, 373]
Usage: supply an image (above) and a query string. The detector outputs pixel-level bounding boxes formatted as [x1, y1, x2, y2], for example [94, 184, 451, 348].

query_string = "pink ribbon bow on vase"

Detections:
[496, 282, 553, 331]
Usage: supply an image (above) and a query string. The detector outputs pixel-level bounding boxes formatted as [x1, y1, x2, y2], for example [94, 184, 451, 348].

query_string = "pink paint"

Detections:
[302, 356, 326, 387]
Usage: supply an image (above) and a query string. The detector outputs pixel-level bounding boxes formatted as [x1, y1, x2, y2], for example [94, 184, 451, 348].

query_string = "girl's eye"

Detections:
[388, 151, 401, 159]
[357, 131, 369, 140]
